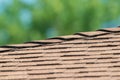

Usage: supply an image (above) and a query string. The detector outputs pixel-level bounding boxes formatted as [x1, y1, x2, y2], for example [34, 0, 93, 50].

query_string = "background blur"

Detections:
[0, 0, 120, 45]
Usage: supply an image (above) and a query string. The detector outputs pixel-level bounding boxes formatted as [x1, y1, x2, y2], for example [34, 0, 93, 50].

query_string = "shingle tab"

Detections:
[0, 27, 120, 80]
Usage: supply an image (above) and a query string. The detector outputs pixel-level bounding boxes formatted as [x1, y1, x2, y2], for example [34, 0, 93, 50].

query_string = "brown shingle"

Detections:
[0, 27, 120, 80]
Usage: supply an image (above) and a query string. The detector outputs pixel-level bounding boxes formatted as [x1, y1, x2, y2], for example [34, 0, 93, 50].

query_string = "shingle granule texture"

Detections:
[0, 27, 120, 80]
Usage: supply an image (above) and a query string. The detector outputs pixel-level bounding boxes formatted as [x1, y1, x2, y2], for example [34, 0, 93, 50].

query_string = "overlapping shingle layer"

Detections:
[0, 27, 120, 80]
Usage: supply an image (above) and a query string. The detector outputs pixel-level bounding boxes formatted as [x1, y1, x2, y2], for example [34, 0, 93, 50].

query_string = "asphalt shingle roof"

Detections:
[0, 27, 120, 80]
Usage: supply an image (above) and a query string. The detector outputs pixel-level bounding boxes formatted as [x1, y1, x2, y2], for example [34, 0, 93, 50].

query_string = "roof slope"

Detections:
[0, 27, 120, 80]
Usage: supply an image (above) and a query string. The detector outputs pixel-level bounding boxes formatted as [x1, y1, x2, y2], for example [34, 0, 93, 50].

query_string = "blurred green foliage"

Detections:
[0, 0, 120, 45]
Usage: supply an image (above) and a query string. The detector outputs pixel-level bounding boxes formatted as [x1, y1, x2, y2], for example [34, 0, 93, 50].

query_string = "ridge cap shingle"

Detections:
[0, 27, 120, 53]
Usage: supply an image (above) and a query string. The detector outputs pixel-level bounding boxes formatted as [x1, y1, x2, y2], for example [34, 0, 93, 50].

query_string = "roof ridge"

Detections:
[0, 27, 120, 53]
[74, 27, 120, 37]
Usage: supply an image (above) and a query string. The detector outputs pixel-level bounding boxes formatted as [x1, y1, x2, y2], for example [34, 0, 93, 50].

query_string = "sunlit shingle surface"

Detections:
[0, 27, 120, 80]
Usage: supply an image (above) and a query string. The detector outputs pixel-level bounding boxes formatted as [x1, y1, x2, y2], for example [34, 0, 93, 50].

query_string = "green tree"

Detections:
[0, 0, 120, 45]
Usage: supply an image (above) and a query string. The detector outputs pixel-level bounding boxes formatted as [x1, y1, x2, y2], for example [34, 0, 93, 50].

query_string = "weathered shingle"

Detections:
[0, 27, 120, 80]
